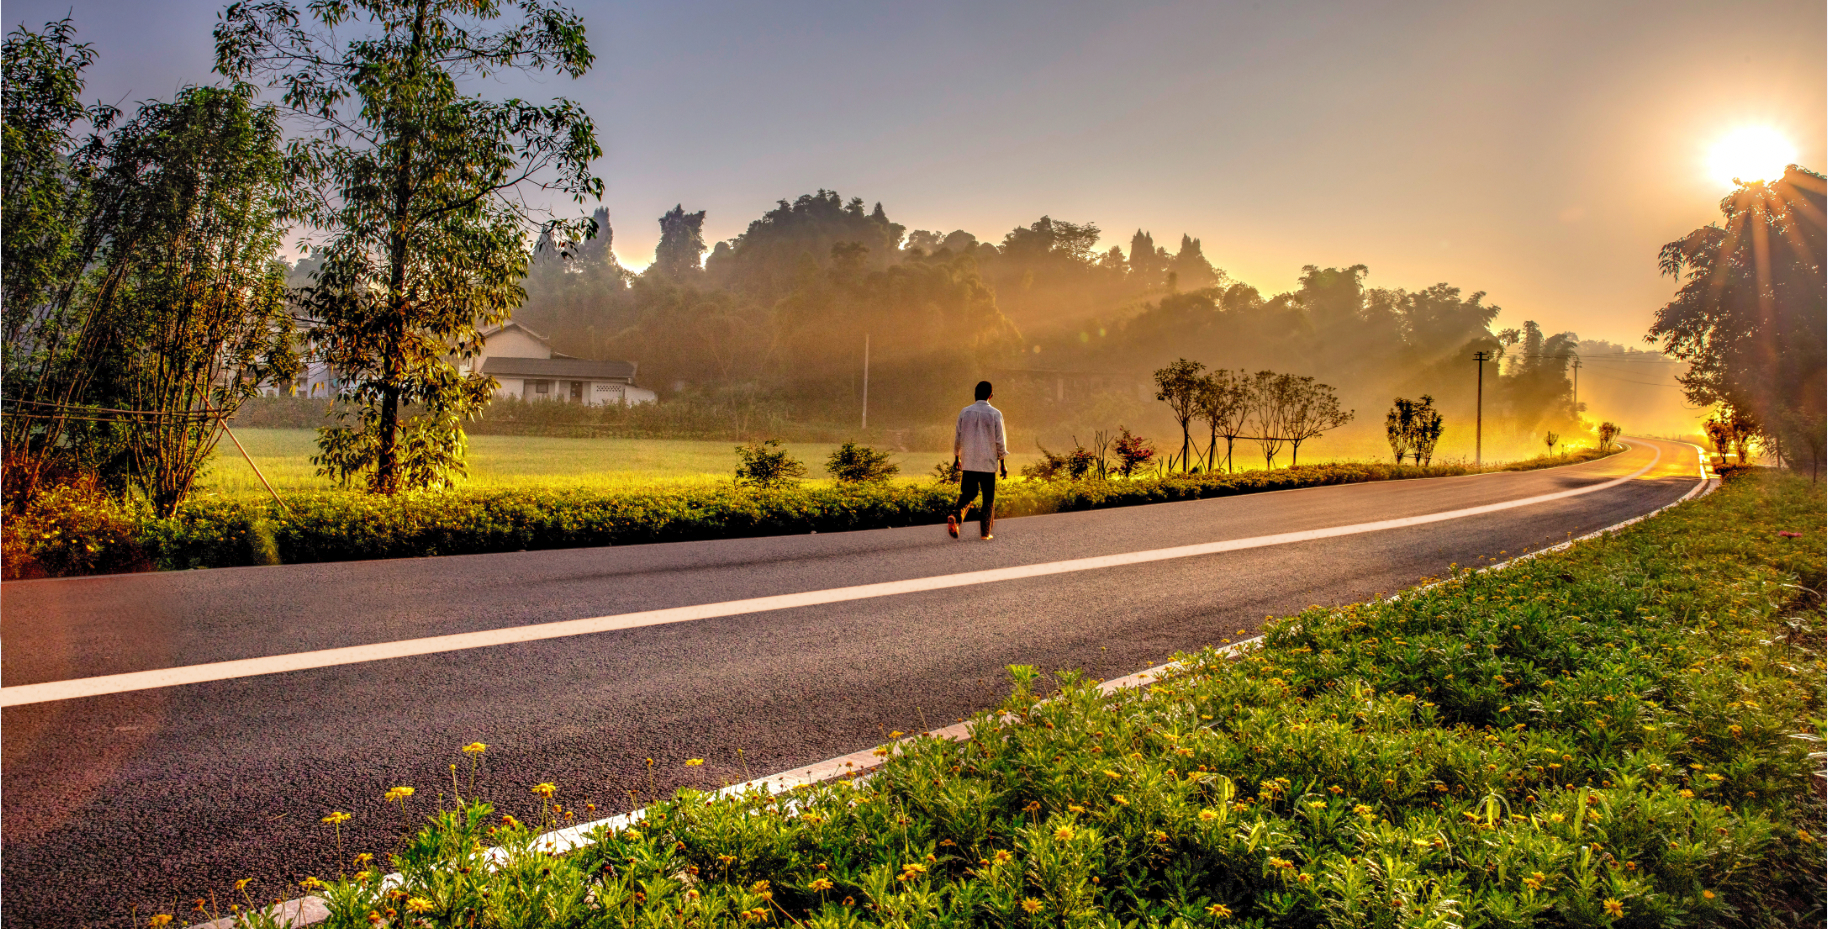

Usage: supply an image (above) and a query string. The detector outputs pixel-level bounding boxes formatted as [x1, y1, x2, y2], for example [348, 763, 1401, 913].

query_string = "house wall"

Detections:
[478, 328, 551, 362]
[491, 378, 655, 406]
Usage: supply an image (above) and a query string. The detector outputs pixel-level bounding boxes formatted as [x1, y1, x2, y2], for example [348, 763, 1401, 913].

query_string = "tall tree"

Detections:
[106, 86, 299, 514]
[216, 0, 603, 494]
[1649, 166, 1826, 476]
[653, 204, 707, 279]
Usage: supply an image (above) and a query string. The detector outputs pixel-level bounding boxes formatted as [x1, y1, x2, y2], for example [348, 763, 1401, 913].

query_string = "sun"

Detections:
[1707, 126, 1797, 187]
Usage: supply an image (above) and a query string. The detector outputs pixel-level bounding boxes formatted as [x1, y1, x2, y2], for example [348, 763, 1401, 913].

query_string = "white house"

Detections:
[463, 322, 657, 406]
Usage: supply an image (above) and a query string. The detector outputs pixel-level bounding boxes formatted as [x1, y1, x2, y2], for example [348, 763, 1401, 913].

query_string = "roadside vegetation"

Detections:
[168, 468, 1823, 929]
[6, 448, 1614, 578]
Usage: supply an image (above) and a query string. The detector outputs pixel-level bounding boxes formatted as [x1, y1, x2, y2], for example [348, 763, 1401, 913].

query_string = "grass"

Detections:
[198, 428, 1597, 501]
[169, 468, 1824, 929]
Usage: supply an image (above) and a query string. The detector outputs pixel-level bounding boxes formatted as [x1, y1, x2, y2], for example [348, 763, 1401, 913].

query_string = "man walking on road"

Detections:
[950, 380, 1008, 541]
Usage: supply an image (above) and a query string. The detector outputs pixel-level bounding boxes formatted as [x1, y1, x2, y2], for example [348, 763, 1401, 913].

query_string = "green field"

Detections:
[198, 427, 1606, 500]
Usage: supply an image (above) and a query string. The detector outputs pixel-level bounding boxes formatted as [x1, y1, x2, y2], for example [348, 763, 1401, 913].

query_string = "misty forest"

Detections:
[482, 192, 1664, 451]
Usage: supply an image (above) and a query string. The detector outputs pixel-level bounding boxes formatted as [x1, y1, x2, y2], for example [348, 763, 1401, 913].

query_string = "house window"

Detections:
[569, 381, 584, 401]
[529, 379, 551, 396]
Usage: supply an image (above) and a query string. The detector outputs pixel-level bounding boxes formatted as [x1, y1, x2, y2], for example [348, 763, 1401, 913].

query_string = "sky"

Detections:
[10, 0, 1824, 346]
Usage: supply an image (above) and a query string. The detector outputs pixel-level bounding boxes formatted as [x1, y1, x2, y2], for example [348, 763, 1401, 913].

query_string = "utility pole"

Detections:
[1473, 350, 1488, 466]
[1570, 354, 1581, 414]
[861, 332, 870, 430]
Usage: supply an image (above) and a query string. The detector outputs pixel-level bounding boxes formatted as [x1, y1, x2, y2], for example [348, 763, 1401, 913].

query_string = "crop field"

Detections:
[197, 426, 1616, 500]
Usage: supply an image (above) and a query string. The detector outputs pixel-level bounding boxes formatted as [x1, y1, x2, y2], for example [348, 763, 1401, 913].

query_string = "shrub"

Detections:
[824, 441, 898, 484]
[1111, 426, 1155, 477]
[931, 458, 962, 484]
[0, 472, 149, 579]
[733, 439, 807, 488]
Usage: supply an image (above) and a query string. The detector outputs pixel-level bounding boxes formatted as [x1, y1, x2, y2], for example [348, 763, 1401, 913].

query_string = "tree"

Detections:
[1153, 358, 1204, 472]
[1702, 418, 1732, 462]
[1597, 421, 1620, 452]
[653, 204, 707, 278]
[825, 441, 897, 484]
[1195, 368, 1252, 473]
[216, 0, 604, 494]
[1281, 377, 1354, 466]
[1649, 166, 1826, 478]
[1544, 431, 1559, 456]
[1249, 370, 1301, 468]
[101, 86, 299, 515]
[1, 17, 114, 325]
[1411, 396, 1444, 465]
[1386, 399, 1415, 464]
[1111, 427, 1155, 478]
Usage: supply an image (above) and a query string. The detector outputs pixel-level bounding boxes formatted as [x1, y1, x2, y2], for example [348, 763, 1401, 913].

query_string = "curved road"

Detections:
[2, 438, 1703, 926]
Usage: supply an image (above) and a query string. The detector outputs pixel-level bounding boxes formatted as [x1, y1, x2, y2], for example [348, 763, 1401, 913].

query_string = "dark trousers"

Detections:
[955, 470, 996, 531]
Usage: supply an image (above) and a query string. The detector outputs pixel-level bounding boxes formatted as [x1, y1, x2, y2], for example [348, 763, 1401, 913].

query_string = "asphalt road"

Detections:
[2, 438, 1703, 927]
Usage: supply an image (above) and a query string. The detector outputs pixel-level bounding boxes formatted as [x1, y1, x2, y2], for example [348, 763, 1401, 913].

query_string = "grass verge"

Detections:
[15, 449, 1614, 576]
[176, 468, 1822, 928]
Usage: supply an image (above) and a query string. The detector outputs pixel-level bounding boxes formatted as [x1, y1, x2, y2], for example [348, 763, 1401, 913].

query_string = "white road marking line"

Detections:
[1, 447, 1668, 708]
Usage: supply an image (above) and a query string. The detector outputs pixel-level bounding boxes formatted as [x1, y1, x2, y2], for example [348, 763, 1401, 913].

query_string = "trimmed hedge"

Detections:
[136, 452, 1610, 571]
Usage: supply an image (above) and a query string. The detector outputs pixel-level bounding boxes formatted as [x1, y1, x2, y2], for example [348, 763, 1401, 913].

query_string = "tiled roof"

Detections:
[480, 356, 637, 380]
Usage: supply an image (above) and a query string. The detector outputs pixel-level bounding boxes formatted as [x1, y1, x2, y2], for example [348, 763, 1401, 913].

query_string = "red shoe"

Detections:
[946, 516, 959, 539]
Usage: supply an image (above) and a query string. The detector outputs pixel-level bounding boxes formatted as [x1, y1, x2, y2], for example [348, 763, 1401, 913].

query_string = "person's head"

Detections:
[974, 380, 993, 401]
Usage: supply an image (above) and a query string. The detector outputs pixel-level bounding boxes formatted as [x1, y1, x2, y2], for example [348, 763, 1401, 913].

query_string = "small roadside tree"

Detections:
[1386, 399, 1416, 464]
[1195, 368, 1252, 473]
[1249, 370, 1300, 469]
[1281, 377, 1353, 466]
[1702, 418, 1732, 461]
[1411, 396, 1444, 465]
[826, 441, 897, 484]
[1153, 358, 1203, 472]
[1112, 427, 1155, 478]
[1544, 431, 1560, 457]
[1597, 421, 1620, 452]
[216, 0, 605, 495]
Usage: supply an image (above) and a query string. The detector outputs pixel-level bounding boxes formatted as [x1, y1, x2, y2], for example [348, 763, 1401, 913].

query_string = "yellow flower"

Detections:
[888, 731, 904, 738]
[1112, 794, 1129, 805]
[406, 897, 436, 914]
[1603, 898, 1625, 917]
[1067, 804, 1086, 813]
[531, 782, 558, 799]
[1053, 825, 1075, 842]
[1020, 898, 1044, 914]
[685, 758, 704, 766]
[1307, 801, 1327, 809]
[1702, 890, 1716, 900]
[148, 916, 174, 928]
[1103, 769, 1122, 779]
[299, 876, 325, 890]
[1205, 902, 1233, 918]
[321, 811, 351, 825]
[383, 786, 414, 802]
[354, 871, 372, 882]
[993, 849, 1014, 863]
[235, 878, 252, 891]
[809, 878, 834, 892]
[1198, 809, 1218, 821]
[461, 742, 487, 754]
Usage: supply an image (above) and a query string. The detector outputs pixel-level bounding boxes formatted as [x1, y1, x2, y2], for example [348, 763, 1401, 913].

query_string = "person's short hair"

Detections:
[974, 380, 993, 401]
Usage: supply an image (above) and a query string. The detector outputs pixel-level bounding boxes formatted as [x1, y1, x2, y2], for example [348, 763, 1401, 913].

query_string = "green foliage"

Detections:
[1152, 358, 1204, 471]
[216, 0, 604, 495]
[932, 458, 963, 485]
[0, 469, 148, 579]
[1650, 167, 1826, 476]
[735, 439, 809, 488]
[825, 441, 899, 484]
[198, 470, 1821, 929]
